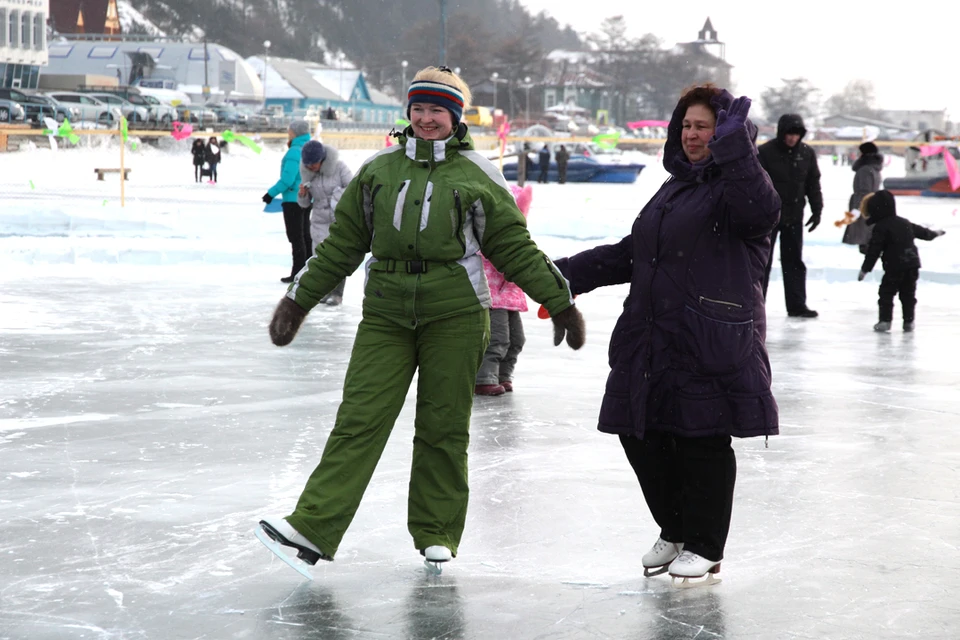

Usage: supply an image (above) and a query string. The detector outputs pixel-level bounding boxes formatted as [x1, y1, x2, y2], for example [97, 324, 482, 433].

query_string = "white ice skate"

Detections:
[255, 517, 332, 580]
[642, 538, 683, 577]
[421, 545, 452, 575]
[668, 550, 721, 589]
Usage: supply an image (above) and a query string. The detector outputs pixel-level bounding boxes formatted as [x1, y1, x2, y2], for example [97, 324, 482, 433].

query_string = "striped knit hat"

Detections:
[406, 78, 465, 127]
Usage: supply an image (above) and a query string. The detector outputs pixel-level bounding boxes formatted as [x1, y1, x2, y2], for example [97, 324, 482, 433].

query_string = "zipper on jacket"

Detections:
[543, 256, 564, 289]
[453, 189, 466, 254]
[699, 295, 742, 309]
[371, 183, 383, 202]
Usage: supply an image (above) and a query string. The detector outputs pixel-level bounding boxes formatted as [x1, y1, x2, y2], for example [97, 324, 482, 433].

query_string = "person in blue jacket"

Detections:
[264, 119, 312, 283]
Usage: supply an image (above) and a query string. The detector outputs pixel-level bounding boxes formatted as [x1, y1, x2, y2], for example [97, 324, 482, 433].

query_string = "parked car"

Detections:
[205, 103, 246, 126]
[136, 94, 177, 125]
[464, 106, 494, 128]
[0, 88, 55, 124]
[174, 104, 219, 127]
[24, 93, 80, 123]
[45, 92, 114, 125]
[0, 98, 26, 123]
[88, 93, 150, 123]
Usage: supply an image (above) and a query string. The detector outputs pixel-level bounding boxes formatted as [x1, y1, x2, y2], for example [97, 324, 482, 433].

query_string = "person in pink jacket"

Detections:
[475, 185, 533, 396]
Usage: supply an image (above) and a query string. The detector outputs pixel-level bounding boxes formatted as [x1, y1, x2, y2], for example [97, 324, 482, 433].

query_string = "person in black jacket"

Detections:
[758, 114, 823, 318]
[205, 136, 222, 183]
[555, 144, 570, 184]
[538, 144, 550, 183]
[191, 139, 206, 183]
[857, 190, 945, 332]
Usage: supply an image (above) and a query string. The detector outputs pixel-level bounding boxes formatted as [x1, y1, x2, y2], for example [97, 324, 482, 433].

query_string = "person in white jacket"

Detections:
[297, 140, 354, 305]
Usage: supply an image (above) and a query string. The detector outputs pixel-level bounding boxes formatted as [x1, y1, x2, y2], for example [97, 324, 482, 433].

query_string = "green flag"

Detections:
[221, 129, 262, 154]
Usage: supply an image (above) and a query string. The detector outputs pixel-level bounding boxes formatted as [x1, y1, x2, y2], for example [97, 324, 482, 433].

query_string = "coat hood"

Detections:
[664, 88, 757, 181]
[776, 114, 807, 143]
[864, 189, 896, 226]
[299, 145, 341, 181]
[852, 152, 883, 172]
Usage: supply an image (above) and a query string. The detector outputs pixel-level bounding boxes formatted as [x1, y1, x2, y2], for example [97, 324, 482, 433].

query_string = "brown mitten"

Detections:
[269, 297, 308, 346]
[551, 305, 585, 350]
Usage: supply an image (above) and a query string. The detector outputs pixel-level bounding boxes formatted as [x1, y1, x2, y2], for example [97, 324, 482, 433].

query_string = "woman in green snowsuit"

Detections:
[259, 67, 585, 570]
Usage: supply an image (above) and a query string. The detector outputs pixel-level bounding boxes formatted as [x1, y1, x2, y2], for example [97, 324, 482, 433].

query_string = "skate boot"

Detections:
[500, 381, 514, 392]
[668, 550, 721, 588]
[873, 321, 891, 332]
[642, 538, 683, 577]
[421, 545, 452, 575]
[474, 384, 505, 396]
[903, 321, 915, 332]
[255, 517, 332, 580]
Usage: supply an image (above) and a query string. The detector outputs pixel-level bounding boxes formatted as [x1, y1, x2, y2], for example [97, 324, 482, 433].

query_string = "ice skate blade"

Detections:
[423, 560, 445, 576]
[670, 574, 721, 589]
[643, 565, 670, 578]
[254, 526, 314, 580]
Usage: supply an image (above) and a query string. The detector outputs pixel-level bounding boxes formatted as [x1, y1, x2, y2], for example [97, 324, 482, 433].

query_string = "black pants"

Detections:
[282, 202, 311, 277]
[762, 221, 807, 313]
[620, 431, 736, 562]
[538, 166, 549, 183]
[878, 269, 918, 322]
[558, 163, 567, 184]
[193, 164, 203, 182]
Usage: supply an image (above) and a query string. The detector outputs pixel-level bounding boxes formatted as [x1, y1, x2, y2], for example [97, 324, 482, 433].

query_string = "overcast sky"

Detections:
[517, 0, 958, 121]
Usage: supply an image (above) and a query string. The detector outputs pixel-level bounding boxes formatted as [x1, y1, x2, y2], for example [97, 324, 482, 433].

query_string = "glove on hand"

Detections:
[551, 305, 586, 350]
[805, 213, 821, 232]
[937, 230, 947, 237]
[857, 270, 867, 282]
[262, 192, 274, 205]
[714, 96, 752, 139]
[269, 297, 308, 346]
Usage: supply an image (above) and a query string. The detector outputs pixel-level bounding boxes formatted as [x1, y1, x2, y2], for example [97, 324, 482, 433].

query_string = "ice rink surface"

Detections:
[2, 141, 959, 639]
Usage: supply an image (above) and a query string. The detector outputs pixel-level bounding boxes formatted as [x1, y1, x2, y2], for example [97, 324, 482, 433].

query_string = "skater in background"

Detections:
[758, 113, 823, 318]
[258, 66, 585, 573]
[297, 140, 353, 305]
[553, 85, 780, 584]
[475, 184, 533, 396]
[262, 119, 312, 283]
[205, 136, 221, 184]
[555, 145, 570, 184]
[841, 142, 884, 253]
[857, 190, 945, 332]
[538, 143, 550, 183]
[191, 138, 205, 183]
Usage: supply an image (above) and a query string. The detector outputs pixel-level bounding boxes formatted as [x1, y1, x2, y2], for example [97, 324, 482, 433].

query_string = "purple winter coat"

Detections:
[554, 90, 781, 440]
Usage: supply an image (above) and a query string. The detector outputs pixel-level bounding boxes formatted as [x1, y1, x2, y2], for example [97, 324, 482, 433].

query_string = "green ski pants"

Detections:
[286, 309, 489, 558]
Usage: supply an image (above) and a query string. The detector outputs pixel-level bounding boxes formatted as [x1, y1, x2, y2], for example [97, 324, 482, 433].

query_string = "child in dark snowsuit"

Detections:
[857, 190, 945, 332]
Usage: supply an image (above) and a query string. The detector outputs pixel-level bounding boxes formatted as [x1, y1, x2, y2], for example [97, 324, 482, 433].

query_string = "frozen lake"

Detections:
[1, 143, 959, 639]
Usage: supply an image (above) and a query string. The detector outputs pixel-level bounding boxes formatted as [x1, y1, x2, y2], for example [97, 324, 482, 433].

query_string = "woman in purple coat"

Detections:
[554, 85, 781, 585]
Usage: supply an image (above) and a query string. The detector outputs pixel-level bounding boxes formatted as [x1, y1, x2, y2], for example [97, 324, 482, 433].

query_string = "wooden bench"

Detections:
[94, 168, 132, 181]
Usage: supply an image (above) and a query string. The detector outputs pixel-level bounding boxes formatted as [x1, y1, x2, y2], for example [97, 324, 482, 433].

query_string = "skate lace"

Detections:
[654, 539, 672, 553]
[674, 550, 699, 564]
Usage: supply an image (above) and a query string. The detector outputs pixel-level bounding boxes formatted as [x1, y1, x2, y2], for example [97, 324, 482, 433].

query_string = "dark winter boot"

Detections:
[873, 321, 891, 332]
[475, 384, 506, 396]
[903, 321, 915, 332]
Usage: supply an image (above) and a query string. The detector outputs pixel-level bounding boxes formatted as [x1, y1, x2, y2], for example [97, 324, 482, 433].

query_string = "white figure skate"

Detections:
[255, 517, 332, 580]
[421, 545, 452, 575]
[642, 538, 683, 577]
[668, 550, 722, 589]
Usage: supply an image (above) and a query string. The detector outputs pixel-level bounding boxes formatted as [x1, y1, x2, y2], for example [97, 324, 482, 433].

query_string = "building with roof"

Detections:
[672, 18, 731, 88]
[1, 0, 49, 89]
[248, 55, 402, 124]
[42, 36, 262, 103]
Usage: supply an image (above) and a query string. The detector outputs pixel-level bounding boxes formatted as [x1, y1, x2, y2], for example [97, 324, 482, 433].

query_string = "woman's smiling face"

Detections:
[410, 102, 454, 140]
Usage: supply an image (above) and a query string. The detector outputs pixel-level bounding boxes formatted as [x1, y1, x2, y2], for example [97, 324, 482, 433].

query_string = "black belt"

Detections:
[370, 259, 430, 274]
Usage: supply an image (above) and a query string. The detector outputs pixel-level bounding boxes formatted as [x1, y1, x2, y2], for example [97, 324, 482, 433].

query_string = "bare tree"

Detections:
[825, 80, 879, 119]
[760, 78, 819, 122]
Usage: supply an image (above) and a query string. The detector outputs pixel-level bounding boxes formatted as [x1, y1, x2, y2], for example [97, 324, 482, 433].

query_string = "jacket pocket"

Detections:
[680, 300, 754, 375]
